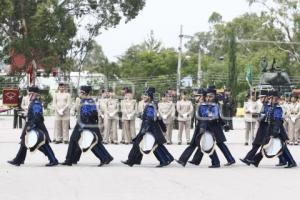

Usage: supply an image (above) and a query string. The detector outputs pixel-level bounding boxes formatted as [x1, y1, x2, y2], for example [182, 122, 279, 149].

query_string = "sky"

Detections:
[96, 0, 262, 61]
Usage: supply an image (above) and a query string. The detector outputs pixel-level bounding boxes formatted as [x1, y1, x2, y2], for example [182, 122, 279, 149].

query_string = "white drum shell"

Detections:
[200, 132, 215, 154]
[79, 130, 96, 150]
[25, 130, 39, 148]
[140, 132, 156, 153]
[263, 137, 283, 158]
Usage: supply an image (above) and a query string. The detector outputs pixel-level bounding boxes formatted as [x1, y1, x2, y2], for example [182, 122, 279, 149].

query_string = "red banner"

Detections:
[2, 88, 19, 106]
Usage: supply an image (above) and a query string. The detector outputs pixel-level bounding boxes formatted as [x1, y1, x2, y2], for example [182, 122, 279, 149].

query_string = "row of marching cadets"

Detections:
[8, 85, 113, 167]
[240, 90, 297, 168]
[8, 86, 59, 166]
[122, 87, 175, 167]
[7, 84, 297, 169]
[176, 87, 235, 168]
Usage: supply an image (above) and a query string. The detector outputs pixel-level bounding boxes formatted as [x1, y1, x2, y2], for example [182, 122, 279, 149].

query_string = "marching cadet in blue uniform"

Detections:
[61, 86, 113, 166]
[248, 91, 297, 168]
[240, 90, 287, 166]
[188, 88, 236, 166]
[176, 88, 221, 168]
[7, 86, 58, 167]
[122, 87, 174, 167]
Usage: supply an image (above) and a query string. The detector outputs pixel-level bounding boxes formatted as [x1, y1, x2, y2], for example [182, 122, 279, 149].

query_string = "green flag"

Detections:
[245, 64, 253, 87]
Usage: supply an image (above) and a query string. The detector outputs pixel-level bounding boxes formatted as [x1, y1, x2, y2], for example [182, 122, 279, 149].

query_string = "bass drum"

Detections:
[25, 129, 45, 152]
[262, 137, 284, 158]
[139, 132, 156, 154]
[200, 131, 215, 155]
[78, 129, 98, 152]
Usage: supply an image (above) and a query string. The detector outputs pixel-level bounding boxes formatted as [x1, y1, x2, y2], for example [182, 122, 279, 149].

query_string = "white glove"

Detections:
[291, 117, 296, 123]
[162, 115, 167, 120]
[183, 113, 188, 118]
[127, 114, 132, 120]
[109, 113, 114, 118]
[58, 109, 64, 116]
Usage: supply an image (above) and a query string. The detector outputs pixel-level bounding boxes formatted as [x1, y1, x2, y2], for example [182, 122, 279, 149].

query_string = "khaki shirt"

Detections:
[138, 100, 145, 117]
[53, 92, 71, 116]
[21, 95, 30, 114]
[121, 99, 137, 120]
[176, 100, 193, 121]
[256, 100, 264, 113]
[244, 99, 259, 122]
[97, 98, 108, 118]
[106, 98, 119, 119]
[287, 102, 300, 120]
[158, 101, 174, 124]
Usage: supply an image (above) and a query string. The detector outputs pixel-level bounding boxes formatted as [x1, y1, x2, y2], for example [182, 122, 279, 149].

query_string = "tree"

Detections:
[247, 0, 300, 64]
[82, 40, 108, 73]
[0, 0, 146, 77]
[208, 12, 223, 24]
[227, 24, 238, 99]
[0, 0, 76, 74]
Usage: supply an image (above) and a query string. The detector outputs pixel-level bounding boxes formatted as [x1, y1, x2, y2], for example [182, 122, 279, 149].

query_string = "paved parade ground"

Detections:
[0, 116, 299, 200]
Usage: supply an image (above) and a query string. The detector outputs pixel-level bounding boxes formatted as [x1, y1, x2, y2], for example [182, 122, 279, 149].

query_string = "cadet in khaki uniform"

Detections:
[137, 96, 145, 130]
[105, 89, 119, 144]
[243, 92, 259, 145]
[158, 93, 175, 144]
[53, 82, 71, 144]
[279, 96, 289, 133]
[287, 95, 300, 145]
[97, 89, 108, 138]
[121, 89, 137, 144]
[176, 92, 194, 145]
[21, 90, 30, 115]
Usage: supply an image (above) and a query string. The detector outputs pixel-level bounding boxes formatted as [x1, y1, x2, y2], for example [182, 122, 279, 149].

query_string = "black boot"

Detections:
[92, 144, 113, 166]
[72, 145, 82, 164]
[208, 150, 220, 168]
[158, 145, 174, 163]
[62, 140, 80, 166]
[126, 144, 143, 166]
[217, 143, 235, 166]
[189, 148, 204, 166]
[282, 147, 297, 168]
[178, 145, 196, 166]
[250, 152, 263, 167]
[8, 145, 27, 166]
[39, 144, 58, 167]
[276, 155, 287, 167]
[154, 145, 170, 167]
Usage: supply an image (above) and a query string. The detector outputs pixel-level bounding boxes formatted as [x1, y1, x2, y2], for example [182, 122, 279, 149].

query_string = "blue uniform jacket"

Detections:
[20, 99, 51, 144]
[133, 103, 166, 145]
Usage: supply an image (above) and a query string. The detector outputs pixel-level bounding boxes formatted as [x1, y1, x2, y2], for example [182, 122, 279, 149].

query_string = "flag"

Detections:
[245, 64, 253, 87]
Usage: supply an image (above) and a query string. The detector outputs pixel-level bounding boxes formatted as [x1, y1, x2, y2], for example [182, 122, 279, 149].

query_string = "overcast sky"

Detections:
[96, 0, 261, 61]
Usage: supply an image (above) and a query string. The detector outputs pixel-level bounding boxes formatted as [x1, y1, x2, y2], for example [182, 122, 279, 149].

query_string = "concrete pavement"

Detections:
[0, 116, 299, 200]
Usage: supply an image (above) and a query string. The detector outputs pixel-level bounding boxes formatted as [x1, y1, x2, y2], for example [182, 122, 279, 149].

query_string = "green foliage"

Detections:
[0, 0, 146, 74]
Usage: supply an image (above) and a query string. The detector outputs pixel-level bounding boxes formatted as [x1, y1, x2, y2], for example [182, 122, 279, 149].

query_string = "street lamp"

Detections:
[177, 25, 193, 99]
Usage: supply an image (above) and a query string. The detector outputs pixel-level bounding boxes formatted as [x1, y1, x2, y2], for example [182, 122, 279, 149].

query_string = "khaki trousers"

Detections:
[98, 116, 105, 138]
[288, 118, 300, 143]
[165, 122, 173, 143]
[178, 120, 191, 143]
[105, 118, 118, 143]
[54, 114, 70, 142]
[122, 120, 136, 143]
[245, 121, 256, 144]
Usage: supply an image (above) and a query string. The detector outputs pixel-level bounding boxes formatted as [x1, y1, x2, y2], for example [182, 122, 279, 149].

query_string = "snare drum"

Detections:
[25, 129, 45, 152]
[78, 129, 98, 152]
[262, 137, 284, 158]
[139, 132, 156, 154]
[200, 131, 215, 155]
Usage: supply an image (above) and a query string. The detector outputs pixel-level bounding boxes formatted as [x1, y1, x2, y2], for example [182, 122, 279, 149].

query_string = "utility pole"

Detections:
[177, 25, 183, 99]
